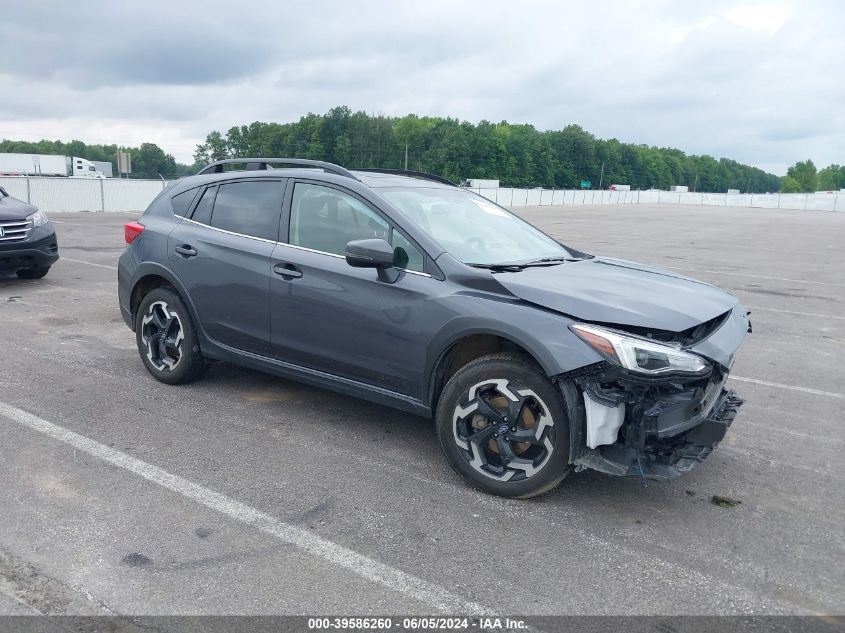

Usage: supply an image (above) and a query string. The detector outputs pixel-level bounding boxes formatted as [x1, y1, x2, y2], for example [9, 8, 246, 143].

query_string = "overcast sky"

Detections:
[1, 0, 842, 175]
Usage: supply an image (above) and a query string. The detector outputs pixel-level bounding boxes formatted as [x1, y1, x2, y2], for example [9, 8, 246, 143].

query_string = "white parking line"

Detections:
[0, 401, 489, 616]
[729, 376, 844, 400]
[662, 266, 845, 287]
[60, 257, 118, 271]
[745, 305, 845, 321]
[52, 220, 128, 228]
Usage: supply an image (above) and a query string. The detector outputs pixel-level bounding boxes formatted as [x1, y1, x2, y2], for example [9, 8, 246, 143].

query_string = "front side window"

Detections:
[289, 183, 425, 272]
[381, 187, 571, 266]
[209, 181, 284, 241]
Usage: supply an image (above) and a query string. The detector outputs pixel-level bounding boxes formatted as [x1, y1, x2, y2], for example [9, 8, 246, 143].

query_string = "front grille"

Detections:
[0, 219, 33, 243]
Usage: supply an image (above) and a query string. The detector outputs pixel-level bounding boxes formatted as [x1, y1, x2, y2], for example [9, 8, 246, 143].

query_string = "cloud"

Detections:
[0, 0, 841, 174]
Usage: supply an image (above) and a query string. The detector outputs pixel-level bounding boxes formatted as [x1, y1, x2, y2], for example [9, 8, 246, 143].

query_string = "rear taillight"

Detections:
[125, 221, 145, 245]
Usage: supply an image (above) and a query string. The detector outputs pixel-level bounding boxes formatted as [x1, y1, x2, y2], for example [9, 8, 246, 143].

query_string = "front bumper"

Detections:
[562, 304, 749, 480]
[573, 385, 743, 479]
[0, 225, 60, 271]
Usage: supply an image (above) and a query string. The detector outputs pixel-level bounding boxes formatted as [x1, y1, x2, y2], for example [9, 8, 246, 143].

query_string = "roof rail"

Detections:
[354, 168, 458, 187]
[195, 158, 359, 180]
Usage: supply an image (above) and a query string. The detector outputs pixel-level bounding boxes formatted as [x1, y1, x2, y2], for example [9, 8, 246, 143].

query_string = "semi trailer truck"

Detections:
[0, 153, 106, 178]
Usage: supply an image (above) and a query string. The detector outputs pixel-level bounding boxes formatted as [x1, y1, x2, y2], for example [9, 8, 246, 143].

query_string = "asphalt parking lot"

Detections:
[0, 204, 843, 619]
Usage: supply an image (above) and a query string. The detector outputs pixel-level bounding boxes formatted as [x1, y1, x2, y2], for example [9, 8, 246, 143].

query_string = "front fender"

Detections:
[424, 298, 604, 407]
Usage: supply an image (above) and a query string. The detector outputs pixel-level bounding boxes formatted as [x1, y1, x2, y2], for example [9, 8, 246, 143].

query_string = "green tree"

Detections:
[193, 131, 228, 165]
[779, 175, 801, 193]
[130, 143, 178, 178]
[334, 134, 353, 167]
[785, 160, 818, 192]
[393, 115, 434, 169]
[817, 164, 845, 191]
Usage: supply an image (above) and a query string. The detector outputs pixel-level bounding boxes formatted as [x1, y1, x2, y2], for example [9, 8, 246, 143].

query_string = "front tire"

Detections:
[436, 353, 571, 498]
[135, 287, 208, 384]
[17, 266, 50, 279]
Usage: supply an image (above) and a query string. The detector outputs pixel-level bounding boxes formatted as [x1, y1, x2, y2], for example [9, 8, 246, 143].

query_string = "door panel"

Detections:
[270, 243, 435, 397]
[166, 179, 285, 356]
[169, 220, 274, 356]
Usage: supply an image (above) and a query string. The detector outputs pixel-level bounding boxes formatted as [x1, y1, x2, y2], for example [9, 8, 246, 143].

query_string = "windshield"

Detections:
[380, 187, 571, 265]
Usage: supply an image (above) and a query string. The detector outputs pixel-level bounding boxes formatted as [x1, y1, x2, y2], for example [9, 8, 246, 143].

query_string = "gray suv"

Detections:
[118, 159, 750, 498]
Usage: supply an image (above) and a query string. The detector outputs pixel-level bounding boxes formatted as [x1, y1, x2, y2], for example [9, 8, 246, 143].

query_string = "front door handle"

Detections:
[175, 245, 197, 258]
[273, 263, 302, 279]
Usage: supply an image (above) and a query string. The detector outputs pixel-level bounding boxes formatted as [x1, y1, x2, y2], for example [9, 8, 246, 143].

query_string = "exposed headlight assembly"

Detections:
[27, 209, 48, 228]
[570, 323, 711, 376]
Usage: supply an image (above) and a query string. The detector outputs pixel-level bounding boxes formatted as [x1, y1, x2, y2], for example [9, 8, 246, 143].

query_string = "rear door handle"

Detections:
[175, 245, 197, 258]
[273, 263, 302, 279]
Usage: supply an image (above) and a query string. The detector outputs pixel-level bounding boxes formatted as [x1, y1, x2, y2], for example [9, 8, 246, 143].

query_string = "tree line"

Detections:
[0, 138, 190, 179]
[781, 160, 845, 193]
[194, 106, 786, 192]
[3, 106, 841, 193]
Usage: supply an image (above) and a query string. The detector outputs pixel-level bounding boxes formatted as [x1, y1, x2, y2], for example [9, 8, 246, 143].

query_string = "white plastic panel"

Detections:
[584, 392, 625, 449]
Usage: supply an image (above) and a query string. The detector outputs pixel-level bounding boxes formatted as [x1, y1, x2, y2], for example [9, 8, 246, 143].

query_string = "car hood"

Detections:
[496, 257, 738, 332]
[0, 196, 37, 220]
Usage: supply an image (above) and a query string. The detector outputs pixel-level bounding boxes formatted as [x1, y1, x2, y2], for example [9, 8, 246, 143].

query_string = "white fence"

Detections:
[474, 187, 845, 212]
[2, 175, 843, 213]
[0, 176, 167, 213]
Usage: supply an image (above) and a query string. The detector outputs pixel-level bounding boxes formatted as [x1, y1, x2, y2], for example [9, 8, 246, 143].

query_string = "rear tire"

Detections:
[135, 287, 208, 385]
[17, 266, 50, 279]
[436, 353, 570, 498]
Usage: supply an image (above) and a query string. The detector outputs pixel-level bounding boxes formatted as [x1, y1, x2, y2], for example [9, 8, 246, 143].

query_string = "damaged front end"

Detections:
[560, 306, 751, 480]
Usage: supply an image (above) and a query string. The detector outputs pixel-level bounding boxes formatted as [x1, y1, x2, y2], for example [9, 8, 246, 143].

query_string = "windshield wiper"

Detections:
[467, 255, 589, 272]
[467, 262, 528, 272]
[526, 256, 590, 264]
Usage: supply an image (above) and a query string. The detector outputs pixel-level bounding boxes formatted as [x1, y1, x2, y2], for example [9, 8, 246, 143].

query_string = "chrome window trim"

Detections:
[275, 241, 433, 278]
[183, 217, 278, 244]
[182, 217, 433, 278]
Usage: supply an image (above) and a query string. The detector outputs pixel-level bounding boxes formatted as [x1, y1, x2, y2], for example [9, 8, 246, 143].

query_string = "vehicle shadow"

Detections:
[199, 361, 723, 515]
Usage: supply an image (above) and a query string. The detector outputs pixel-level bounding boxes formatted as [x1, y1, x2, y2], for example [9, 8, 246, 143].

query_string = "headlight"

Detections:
[27, 209, 48, 228]
[570, 323, 711, 376]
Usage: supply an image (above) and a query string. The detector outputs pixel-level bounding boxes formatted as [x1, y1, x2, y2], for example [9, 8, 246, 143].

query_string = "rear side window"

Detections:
[191, 186, 217, 225]
[209, 181, 284, 241]
[171, 188, 200, 217]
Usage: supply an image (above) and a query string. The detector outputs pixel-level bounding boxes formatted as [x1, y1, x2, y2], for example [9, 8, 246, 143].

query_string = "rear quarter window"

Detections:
[170, 188, 200, 217]
[191, 186, 217, 225]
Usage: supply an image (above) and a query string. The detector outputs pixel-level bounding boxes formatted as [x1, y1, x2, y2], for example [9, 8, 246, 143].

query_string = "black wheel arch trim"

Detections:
[424, 320, 599, 410]
[126, 262, 204, 337]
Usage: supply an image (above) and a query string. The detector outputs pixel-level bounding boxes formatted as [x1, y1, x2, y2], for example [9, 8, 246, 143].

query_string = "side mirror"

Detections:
[345, 238, 400, 283]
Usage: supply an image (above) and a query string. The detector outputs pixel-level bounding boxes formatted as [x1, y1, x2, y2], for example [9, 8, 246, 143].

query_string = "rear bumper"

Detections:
[0, 227, 60, 271]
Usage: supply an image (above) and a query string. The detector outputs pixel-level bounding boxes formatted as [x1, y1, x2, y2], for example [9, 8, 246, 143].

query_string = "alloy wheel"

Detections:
[140, 300, 184, 372]
[452, 379, 555, 482]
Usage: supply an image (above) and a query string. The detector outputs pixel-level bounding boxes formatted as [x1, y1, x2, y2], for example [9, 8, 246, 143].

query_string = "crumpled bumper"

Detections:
[573, 388, 743, 480]
[562, 303, 749, 481]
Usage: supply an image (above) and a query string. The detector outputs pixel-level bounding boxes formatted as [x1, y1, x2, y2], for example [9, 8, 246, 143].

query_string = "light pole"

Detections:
[598, 162, 605, 190]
